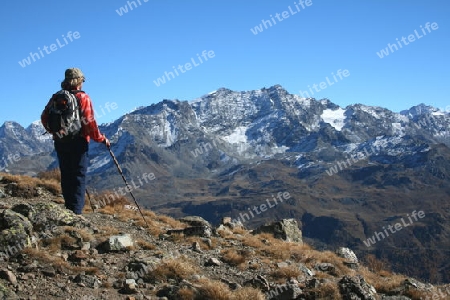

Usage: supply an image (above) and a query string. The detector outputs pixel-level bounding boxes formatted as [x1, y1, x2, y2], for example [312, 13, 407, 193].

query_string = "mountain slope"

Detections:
[1, 85, 450, 283]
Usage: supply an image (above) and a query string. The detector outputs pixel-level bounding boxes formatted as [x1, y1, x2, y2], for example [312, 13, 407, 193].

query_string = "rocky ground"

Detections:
[0, 173, 449, 300]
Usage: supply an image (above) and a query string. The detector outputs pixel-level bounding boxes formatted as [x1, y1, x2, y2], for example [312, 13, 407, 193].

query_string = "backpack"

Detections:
[45, 90, 82, 140]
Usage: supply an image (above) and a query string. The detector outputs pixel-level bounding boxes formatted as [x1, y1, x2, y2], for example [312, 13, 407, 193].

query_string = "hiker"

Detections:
[41, 68, 110, 215]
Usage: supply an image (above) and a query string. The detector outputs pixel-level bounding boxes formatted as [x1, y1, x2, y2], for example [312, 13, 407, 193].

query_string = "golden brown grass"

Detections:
[246, 233, 310, 262]
[37, 168, 61, 182]
[93, 190, 131, 212]
[309, 281, 341, 299]
[44, 235, 76, 252]
[145, 257, 199, 283]
[158, 214, 186, 228]
[221, 249, 249, 267]
[21, 248, 99, 275]
[270, 266, 302, 281]
[177, 286, 196, 300]
[404, 289, 435, 300]
[1, 172, 62, 197]
[43, 226, 93, 252]
[231, 226, 247, 235]
[181, 279, 266, 300]
[232, 286, 265, 300]
[242, 234, 265, 248]
[136, 238, 156, 250]
[364, 254, 390, 273]
[183, 236, 212, 250]
[194, 279, 232, 300]
[97, 226, 121, 236]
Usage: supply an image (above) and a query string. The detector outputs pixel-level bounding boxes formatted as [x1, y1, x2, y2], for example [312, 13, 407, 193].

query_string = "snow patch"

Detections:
[321, 108, 346, 131]
[222, 126, 248, 144]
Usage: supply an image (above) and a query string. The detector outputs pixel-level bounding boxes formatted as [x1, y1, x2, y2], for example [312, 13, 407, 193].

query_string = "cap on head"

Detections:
[65, 68, 84, 80]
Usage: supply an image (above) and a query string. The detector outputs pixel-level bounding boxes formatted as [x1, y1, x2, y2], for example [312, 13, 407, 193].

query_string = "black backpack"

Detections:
[45, 90, 82, 140]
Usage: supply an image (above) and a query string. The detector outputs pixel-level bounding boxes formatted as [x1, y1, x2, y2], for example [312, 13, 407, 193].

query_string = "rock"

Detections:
[266, 282, 303, 300]
[216, 224, 233, 235]
[221, 217, 232, 225]
[73, 274, 101, 289]
[0, 209, 33, 257]
[244, 275, 270, 292]
[107, 234, 134, 251]
[0, 269, 17, 286]
[252, 219, 302, 243]
[306, 278, 321, 289]
[0, 189, 6, 198]
[41, 266, 57, 277]
[4, 182, 38, 198]
[184, 226, 212, 238]
[156, 285, 180, 298]
[128, 261, 151, 280]
[339, 275, 377, 300]
[61, 229, 85, 250]
[12, 202, 90, 232]
[298, 263, 315, 277]
[192, 241, 202, 253]
[315, 263, 336, 274]
[81, 242, 91, 250]
[227, 218, 245, 230]
[0, 283, 19, 300]
[205, 257, 221, 267]
[178, 216, 212, 228]
[220, 278, 241, 290]
[337, 247, 359, 269]
[277, 261, 290, 268]
[120, 279, 138, 294]
[68, 250, 89, 263]
[380, 296, 412, 299]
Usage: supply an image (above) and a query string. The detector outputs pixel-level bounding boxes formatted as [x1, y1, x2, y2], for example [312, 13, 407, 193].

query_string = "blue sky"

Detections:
[1, 0, 449, 127]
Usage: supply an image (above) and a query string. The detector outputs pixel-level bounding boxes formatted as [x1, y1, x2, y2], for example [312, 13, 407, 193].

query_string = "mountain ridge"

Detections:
[1, 85, 450, 283]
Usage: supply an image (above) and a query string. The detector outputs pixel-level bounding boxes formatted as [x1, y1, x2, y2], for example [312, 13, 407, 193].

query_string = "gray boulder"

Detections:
[253, 219, 302, 243]
[339, 275, 377, 300]
[107, 234, 134, 251]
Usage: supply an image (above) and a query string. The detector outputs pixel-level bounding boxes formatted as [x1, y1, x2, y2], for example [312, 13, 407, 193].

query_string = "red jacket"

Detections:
[41, 90, 106, 143]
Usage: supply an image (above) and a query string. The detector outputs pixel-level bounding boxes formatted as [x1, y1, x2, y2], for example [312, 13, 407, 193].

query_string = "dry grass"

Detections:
[44, 235, 76, 252]
[93, 190, 131, 212]
[145, 256, 199, 283]
[183, 236, 212, 250]
[251, 233, 310, 262]
[136, 238, 156, 250]
[0, 172, 62, 197]
[242, 234, 265, 248]
[232, 286, 265, 300]
[97, 226, 121, 236]
[177, 286, 196, 300]
[310, 281, 341, 299]
[37, 168, 61, 182]
[194, 279, 232, 300]
[270, 266, 302, 281]
[43, 226, 93, 252]
[221, 249, 249, 267]
[364, 254, 390, 273]
[185, 279, 266, 300]
[21, 248, 99, 275]
[158, 214, 186, 229]
[404, 289, 435, 300]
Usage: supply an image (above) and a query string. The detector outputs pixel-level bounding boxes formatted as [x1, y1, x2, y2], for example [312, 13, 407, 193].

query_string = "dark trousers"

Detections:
[55, 137, 89, 214]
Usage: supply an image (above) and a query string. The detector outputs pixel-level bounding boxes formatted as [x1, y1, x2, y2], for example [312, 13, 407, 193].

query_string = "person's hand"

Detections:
[102, 136, 111, 149]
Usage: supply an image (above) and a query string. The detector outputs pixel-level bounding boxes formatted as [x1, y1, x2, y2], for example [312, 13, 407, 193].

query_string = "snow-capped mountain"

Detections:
[1, 85, 450, 282]
[3, 85, 449, 174]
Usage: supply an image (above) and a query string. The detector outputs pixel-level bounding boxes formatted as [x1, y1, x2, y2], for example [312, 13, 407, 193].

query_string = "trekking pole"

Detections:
[85, 188, 96, 213]
[108, 147, 150, 228]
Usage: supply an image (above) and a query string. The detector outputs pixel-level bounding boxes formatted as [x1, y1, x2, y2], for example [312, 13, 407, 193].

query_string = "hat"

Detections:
[65, 68, 84, 79]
